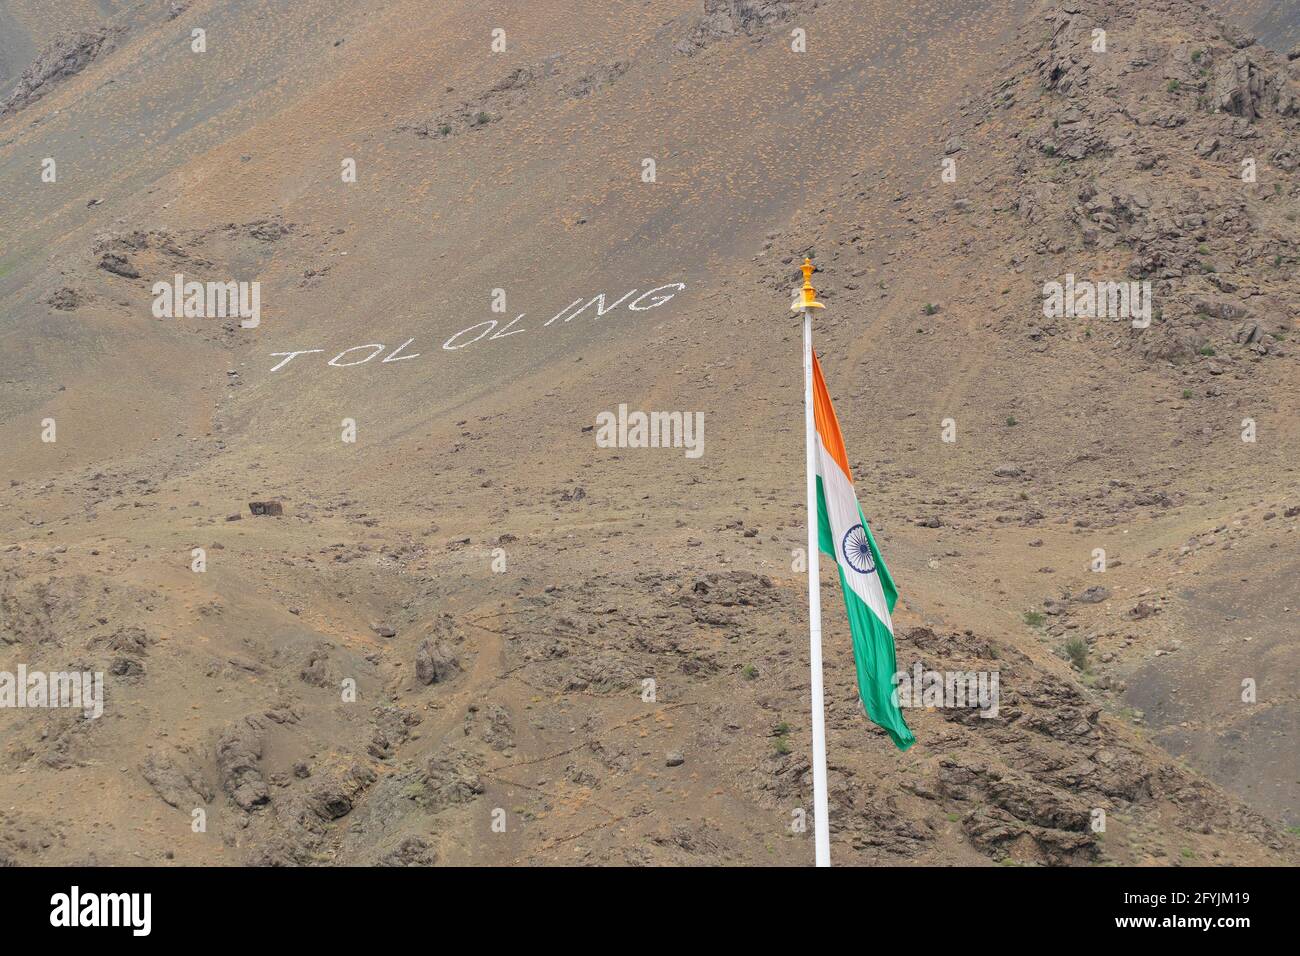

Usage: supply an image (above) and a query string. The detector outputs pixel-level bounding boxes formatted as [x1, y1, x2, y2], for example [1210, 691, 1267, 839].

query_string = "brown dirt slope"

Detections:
[0, 0, 1295, 866]
[1212, 0, 1300, 54]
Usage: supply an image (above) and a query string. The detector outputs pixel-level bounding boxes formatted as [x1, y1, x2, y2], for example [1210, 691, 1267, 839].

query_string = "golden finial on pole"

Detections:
[792, 257, 825, 311]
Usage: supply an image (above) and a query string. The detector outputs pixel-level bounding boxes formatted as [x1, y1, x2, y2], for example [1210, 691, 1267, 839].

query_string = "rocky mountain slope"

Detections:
[1213, 0, 1300, 54]
[0, 0, 1295, 866]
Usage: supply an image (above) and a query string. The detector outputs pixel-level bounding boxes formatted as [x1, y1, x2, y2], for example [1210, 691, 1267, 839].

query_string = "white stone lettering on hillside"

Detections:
[266, 281, 686, 373]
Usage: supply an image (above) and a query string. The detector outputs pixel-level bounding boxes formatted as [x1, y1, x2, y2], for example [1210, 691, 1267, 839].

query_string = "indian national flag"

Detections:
[812, 350, 915, 751]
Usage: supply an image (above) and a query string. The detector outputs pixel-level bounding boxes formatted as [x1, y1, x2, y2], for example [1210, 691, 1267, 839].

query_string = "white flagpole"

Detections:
[794, 258, 831, 867]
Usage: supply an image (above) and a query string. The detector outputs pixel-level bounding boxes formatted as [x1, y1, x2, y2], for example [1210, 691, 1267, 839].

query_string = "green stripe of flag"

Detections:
[816, 476, 915, 751]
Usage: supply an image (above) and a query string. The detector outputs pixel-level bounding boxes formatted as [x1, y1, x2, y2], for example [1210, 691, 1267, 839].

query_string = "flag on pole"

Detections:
[810, 350, 915, 751]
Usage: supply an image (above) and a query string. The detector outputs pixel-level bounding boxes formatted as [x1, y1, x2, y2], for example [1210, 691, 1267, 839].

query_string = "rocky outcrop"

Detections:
[305, 763, 376, 821]
[401, 58, 562, 138]
[414, 639, 459, 685]
[45, 288, 91, 311]
[375, 835, 436, 866]
[1009, 0, 1300, 363]
[465, 702, 514, 751]
[939, 759, 1097, 863]
[367, 706, 420, 760]
[215, 716, 269, 811]
[1, 29, 118, 116]
[298, 648, 333, 687]
[140, 748, 212, 809]
[676, 0, 818, 55]
[97, 253, 140, 279]
[423, 749, 485, 809]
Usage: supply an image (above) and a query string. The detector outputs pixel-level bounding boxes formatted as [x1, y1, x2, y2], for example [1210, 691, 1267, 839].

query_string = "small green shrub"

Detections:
[1065, 637, 1089, 670]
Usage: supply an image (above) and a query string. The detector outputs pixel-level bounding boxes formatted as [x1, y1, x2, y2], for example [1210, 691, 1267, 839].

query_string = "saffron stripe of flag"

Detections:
[811, 350, 915, 751]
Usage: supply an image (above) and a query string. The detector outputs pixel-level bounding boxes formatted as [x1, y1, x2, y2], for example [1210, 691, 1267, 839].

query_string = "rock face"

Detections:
[140, 749, 212, 809]
[415, 639, 459, 685]
[562, 60, 630, 98]
[676, 0, 816, 55]
[939, 760, 1097, 864]
[1212, 53, 1268, 118]
[45, 288, 90, 311]
[376, 835, 436, 867]
[1, 0, 1297, 871]
[1209, 1, 1300, 57]
[2, 30, 116, 116]
[97, 253, 140, 279]
[215, 717, 269, 811]
[466, 703, 514, 750]
[298, 648, 333, 687]
[402, 57, 563, 138]
[307, 763, 376, 820]
[424, 750, 484, 808]
[1002, 0, 1300, 365]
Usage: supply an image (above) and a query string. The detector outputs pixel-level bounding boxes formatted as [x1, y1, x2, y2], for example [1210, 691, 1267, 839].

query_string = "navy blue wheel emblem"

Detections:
[841, 523, 876, 575]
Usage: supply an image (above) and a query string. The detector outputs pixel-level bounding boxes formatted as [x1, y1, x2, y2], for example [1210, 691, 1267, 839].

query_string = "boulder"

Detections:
[415, 639, 460, 685]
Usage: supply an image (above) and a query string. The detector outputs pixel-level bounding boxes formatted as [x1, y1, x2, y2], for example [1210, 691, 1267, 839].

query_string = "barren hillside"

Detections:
[1212, 0, 1300, 53]
[0, 0, 1295, 866]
